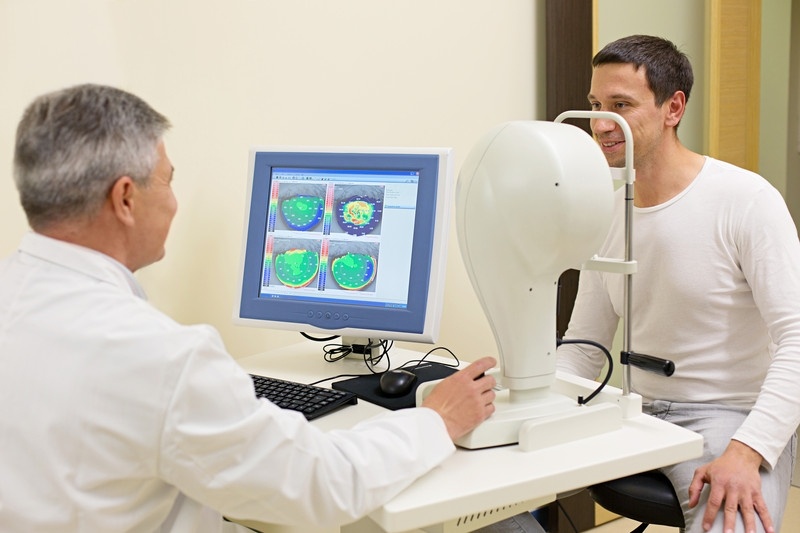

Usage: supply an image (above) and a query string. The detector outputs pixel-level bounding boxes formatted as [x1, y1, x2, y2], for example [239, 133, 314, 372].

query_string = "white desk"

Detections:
[237, 343, 703, 533]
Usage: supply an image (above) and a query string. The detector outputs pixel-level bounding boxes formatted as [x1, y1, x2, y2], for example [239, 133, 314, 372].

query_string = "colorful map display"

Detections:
[280, 195, 325, 231]
[336, 195, 383, 236]
[273, 248, 320, 288]
[331, 252, 377, 290]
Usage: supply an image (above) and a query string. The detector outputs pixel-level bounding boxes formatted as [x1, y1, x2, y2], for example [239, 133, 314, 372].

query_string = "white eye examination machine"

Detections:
[446, 112, 639, 450]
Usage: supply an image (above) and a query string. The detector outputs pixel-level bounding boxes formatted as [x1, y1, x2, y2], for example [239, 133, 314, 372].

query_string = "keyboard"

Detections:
[250, 374, 358, 420]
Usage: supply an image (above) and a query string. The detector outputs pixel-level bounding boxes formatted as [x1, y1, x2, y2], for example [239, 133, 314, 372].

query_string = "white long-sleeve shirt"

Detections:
[0, 232, 454, 532]
[557, 157, 800, 469]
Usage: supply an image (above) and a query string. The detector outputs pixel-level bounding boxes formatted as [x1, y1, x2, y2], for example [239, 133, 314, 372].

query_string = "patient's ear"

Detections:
[664, 90, 687, 128]
[108, 176, 137, 227]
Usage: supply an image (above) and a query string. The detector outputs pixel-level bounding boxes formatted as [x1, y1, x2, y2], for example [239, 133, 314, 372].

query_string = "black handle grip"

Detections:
[622, 351, 675, 377]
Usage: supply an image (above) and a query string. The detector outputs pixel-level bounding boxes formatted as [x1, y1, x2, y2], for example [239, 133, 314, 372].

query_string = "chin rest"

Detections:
[588, 470, 685, 531]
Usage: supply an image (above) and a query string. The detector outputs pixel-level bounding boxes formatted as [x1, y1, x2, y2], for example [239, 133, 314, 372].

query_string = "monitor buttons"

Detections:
[307, 311, 348, 323]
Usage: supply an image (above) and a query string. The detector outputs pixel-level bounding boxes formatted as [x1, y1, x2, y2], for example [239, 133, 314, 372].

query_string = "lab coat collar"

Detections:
[18, 232, 148, 300]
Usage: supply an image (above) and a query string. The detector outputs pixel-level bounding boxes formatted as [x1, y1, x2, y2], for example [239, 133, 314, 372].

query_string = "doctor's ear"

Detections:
[108, 176, 137, 227]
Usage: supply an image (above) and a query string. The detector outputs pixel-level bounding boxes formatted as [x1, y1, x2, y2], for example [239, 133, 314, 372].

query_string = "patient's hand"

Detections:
[689, 440, 772, 533]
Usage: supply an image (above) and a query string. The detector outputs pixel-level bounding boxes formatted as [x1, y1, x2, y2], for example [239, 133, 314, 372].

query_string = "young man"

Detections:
[0, 83, 498, 532]
[558, 35, 800, 533]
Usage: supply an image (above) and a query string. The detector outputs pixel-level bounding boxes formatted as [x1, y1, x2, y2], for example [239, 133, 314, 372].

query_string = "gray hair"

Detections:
[13, 84, 171, 230]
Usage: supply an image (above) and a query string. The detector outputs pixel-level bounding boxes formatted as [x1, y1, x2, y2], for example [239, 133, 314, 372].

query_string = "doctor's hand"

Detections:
[689, 440, 772, 533]
[421, 356, 496, 441]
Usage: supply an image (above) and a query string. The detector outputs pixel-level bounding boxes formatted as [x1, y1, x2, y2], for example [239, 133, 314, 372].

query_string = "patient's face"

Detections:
[588, 62, 670, 170]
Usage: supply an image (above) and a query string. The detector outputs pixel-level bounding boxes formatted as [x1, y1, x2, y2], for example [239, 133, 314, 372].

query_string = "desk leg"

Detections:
[544, 490, 596, 533]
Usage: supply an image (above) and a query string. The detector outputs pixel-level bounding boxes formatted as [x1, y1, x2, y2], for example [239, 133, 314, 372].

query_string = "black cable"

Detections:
[311, 343, 459, 386]
[557, 338, 613, 405]
[321, 343, 355, 362]
[321, 338, 393, 371]
[307, 373, 368, 386]
[363, 339, 392, 370]
[301, 331, 340, 342]
[353, 339, 391, 373]
[400, 345, 461, 371]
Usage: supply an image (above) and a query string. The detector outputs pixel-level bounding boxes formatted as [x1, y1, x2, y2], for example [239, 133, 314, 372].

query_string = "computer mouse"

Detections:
[378, 368, 418, 397]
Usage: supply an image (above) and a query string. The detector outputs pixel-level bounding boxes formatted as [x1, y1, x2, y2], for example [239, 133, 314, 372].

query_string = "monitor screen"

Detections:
[234, 146, 453, 344]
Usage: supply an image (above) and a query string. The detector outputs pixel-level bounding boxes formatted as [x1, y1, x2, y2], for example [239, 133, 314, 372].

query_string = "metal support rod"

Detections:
[555, 111, 636, 395]
[622, 181, 634, 394]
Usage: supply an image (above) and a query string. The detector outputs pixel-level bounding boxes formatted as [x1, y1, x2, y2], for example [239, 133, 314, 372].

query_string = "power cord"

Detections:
[299, 333, 395, 385]
[557, 338, 613, 405]
[299, 332, 393, 369]
[399, 345, 461, 372]
[322, 338, 393, 369]
[300, 332, 339, 342]
[306, 344, 461, 387]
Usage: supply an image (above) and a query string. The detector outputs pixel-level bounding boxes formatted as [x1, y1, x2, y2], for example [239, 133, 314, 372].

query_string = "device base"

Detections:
[416, 373, 634, 451]
[455, 388, 623, 450]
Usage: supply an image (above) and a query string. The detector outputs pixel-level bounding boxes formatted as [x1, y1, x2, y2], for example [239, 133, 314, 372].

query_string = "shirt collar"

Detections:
[18, 232, 148, 300]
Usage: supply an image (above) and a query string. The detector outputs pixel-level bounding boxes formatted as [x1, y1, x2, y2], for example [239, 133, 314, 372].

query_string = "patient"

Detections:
[491, 33, 800, 533]
[557, 35, 800, 533]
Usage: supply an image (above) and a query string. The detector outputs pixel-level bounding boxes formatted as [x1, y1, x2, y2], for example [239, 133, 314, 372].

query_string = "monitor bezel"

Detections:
[234, 146, 453, 343]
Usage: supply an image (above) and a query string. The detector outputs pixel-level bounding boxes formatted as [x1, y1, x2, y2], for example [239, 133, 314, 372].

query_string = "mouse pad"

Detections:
[332, 363, 458, 410]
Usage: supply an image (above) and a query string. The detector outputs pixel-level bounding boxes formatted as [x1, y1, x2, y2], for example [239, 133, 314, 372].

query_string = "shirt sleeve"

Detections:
[158, 328, 455, 526]
[556, 268, 621, 381]
[729, 187, 800, 469]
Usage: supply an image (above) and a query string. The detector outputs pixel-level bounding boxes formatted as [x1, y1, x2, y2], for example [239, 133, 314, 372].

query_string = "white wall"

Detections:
[0, 0, 543, 360]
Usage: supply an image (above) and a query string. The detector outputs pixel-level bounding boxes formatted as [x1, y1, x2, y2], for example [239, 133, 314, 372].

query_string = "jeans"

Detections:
[646, 401, 796, 533]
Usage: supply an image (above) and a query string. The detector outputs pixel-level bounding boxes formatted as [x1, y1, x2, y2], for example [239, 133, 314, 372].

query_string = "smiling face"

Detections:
[587, 63, 675, 169]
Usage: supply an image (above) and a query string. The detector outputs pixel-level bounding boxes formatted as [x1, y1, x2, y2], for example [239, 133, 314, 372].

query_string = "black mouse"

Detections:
[378, 368, 418, 397]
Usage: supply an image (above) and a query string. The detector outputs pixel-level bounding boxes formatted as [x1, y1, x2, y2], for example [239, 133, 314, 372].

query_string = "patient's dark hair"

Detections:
[592, 34, 694, 107]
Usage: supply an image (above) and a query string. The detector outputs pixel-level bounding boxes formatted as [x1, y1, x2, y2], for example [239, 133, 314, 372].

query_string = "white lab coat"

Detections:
[0, 232, 454, 532]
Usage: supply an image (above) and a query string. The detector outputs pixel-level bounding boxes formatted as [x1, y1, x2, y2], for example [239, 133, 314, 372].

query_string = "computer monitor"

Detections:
[234, 146, 453, 346]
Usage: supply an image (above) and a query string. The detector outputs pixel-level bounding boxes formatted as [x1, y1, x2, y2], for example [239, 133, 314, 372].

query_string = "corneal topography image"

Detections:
[274, 248, 320, 288]
[331, 252, 377, 290]
[280, 194, 325, 231]
[336, 196, 382, 235]
[334, 185, 385, 236]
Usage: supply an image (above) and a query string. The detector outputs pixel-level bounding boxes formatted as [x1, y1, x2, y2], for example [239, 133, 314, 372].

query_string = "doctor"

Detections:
[0, 83, 497, 532]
